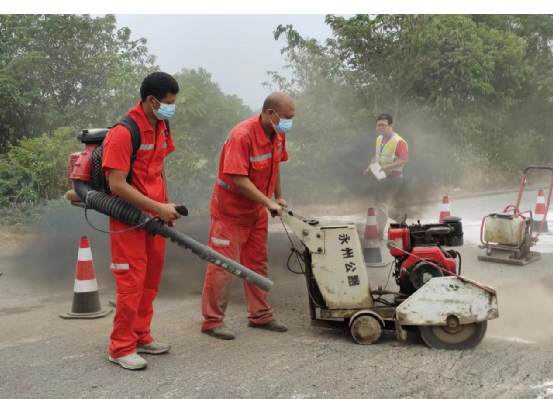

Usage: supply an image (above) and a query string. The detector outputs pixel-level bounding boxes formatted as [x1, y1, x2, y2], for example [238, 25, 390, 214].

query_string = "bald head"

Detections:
[262, 92, 295, 117]
[260, 92, 296, 135]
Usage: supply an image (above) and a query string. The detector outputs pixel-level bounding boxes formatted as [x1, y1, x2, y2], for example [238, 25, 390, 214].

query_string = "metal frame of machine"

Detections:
[279, 208, 499, 350]
[478, 165, 553, 266]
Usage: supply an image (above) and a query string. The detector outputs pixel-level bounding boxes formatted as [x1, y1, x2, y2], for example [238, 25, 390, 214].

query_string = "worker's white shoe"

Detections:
[137, 341, 171, 355]
[108, 353, 147, 370]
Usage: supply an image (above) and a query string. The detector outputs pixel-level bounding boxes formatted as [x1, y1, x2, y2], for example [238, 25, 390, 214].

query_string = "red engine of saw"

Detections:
[388, 218, 463, 295]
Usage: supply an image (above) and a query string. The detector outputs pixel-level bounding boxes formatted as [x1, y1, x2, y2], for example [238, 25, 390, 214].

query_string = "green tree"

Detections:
[0, 127, 81, 207]
[267, 14, 553, 196]
[0, 14, 156, 153]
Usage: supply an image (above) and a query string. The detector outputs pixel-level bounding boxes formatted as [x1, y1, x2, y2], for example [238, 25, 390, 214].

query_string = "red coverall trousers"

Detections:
[201, 208, 273, 330]
[108, 222, 166, 358]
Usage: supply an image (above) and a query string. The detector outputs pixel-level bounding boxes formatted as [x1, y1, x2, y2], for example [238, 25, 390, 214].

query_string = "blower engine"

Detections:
[388, 216, 464, 295]
[66, 127, 272, 292]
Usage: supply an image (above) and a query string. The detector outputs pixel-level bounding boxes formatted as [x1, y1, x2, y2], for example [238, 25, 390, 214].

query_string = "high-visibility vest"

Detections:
[375, 133, 408, 173]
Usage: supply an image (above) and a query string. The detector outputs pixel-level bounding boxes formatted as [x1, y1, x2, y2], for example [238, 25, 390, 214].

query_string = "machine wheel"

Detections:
[350, 315, 382, 345]
[419, 319, 487, 350]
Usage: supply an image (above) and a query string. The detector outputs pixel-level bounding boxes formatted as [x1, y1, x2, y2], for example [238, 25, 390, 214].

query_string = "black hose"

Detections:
[71, 179, 273, 292]
[73, 180, 148, 226]
[286, 249, 304, 275]
[425, 227, 452, 239]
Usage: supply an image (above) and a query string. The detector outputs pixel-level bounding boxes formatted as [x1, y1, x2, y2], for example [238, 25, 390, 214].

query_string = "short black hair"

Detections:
[140, 72, 179, 102]
[376, 113, 393, 125]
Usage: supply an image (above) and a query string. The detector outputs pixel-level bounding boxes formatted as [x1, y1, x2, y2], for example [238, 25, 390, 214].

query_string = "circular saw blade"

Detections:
[420, 321, 488, 350]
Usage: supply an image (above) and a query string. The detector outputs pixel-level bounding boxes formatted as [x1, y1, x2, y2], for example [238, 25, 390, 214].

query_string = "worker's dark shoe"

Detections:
[137, 341, 170, 355]
[108, 353, 147, 370]
[248, 319, 288, 332]
[201, 326, 236, 340]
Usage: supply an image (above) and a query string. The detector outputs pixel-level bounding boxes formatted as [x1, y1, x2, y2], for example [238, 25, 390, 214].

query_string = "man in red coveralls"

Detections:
[201, 92, 295, 340]
[102, 72, 182, 370]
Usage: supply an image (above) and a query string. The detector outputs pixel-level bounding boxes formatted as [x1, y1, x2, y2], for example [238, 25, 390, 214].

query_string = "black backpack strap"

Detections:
[117, 116, 141, 163]
[113, 115, 141, 185]
[164, 119, 170, 136]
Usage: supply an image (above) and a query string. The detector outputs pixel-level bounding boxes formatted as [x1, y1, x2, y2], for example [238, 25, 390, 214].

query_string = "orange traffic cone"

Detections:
[439, 196, 451, 224]
[363, 208, 387, 268]
[533, 190, 549, 233]
[60, 237, 113, 319]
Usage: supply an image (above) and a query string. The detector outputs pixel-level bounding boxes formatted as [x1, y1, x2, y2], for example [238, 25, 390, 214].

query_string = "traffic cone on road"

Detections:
[439, 196, 451, 224]
[60, 237, 113, 319]
[533, 190, 549, 233]
[363, 208, 387, 268]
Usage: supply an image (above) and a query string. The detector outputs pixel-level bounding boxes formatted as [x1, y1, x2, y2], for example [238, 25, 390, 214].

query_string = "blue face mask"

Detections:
[152, 98, 175, 120]
[271, 111, 293, 133]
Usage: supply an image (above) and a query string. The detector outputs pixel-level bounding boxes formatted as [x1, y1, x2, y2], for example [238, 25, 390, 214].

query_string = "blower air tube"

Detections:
[72, 180, 273, 292]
